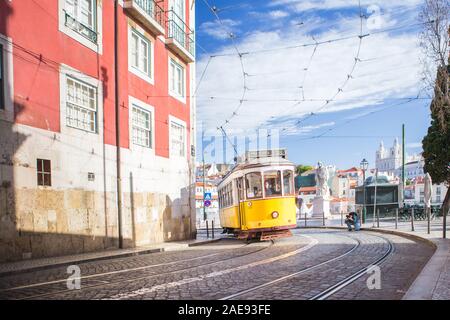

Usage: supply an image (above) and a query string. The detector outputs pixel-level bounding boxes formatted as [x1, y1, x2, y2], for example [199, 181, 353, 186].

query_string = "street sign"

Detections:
[204, 192, 212, 201]
[204, 200, 211, 207]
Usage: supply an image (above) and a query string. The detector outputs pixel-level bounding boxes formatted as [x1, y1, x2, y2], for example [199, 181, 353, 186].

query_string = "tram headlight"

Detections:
[272, 211, 279, 219]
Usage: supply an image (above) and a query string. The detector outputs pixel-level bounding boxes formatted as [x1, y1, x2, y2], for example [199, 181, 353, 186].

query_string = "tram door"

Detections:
[237, 178, 245, 229]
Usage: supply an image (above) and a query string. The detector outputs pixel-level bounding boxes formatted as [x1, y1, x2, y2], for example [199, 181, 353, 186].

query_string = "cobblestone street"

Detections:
[0, 229, 434, 300]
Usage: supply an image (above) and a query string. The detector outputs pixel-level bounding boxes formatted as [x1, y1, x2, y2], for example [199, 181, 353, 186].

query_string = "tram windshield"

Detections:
[264, 171, 282, 198]
[246, 172, 263, 199]
[283, 170, 295, 196]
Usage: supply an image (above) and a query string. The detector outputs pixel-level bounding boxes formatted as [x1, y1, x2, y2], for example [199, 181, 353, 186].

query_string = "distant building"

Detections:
[375, 139, 423, 178]
[405, 176, 448, 206]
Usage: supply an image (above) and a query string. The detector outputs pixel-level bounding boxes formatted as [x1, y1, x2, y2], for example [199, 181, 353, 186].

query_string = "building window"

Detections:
[169, 58, 185, 99]
[37, 159, 52, 187]
[66, 76, 97, 132]
[132, 105, 152, 148]
[170, 121, 185, 157]
[64, 0, 97, 43]
[0, 43, 4, 110]
[129, 28, 152, 80]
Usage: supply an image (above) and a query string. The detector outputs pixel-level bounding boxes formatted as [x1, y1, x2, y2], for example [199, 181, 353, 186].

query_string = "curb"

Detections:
[0, 238, 222, 277]
[297, 225, 437, 249]
[188, 238, 222, 247]
[0, 248, 163, 278]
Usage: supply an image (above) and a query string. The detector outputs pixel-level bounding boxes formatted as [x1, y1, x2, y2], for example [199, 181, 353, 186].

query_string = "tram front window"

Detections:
[246, 172, 263, 199]
[264, 171, 282, 198]
[283, 170, 295, 196]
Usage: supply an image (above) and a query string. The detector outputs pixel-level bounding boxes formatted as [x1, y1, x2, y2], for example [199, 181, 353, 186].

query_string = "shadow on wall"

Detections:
[0, 1, 196, 263]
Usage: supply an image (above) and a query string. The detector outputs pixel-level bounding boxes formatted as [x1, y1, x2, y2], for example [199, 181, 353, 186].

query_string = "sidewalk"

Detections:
[0, 231, 222, 277]
[298, 215, 450, 300]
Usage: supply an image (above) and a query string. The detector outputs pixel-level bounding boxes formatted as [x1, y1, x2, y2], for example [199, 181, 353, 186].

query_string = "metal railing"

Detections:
[166, 10, 195, 57]
[64, 11, 97, 43]
[133, 0, 165, 29]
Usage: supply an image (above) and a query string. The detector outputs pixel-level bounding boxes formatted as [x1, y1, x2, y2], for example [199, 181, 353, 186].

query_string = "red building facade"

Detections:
[0, 0, 197, 262]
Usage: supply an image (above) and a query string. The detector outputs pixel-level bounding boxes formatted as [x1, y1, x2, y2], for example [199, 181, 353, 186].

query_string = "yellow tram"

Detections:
[218, 156, 297, 241]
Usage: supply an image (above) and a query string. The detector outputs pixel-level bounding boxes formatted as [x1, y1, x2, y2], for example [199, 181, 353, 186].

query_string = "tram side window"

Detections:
[283, 170, 295, 196]
[228, 183, 234, 206]
[264, 171, 282, 198]
[218, 188, 222, 207]
[246, 172, 262, 199]
[237, 178, 244, 201]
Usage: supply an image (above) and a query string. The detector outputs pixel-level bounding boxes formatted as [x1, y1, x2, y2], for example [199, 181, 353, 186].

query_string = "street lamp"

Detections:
[360, 158, 369, 224]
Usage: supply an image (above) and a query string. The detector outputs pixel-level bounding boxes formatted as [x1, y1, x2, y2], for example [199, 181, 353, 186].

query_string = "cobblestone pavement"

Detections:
[0, 229, 434, 300]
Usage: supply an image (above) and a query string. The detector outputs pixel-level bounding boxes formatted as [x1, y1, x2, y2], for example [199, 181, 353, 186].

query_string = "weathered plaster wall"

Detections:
[0, 123, 196, 262]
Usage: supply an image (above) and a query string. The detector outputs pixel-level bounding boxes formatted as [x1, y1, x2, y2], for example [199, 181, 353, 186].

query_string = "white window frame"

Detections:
[169, 115, 187, 158]
[60, 65, 103, 137]
[0, 34, 14, 123]
[58, 0, 103, 54]
[168, 56, 186, 103]
[129, 96, 155, 151]
[128, 25, 154, 85]
[65, 75, 98, 133]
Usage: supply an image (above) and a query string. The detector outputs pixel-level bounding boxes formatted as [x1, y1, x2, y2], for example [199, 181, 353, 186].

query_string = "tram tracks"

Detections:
[2, 239, 276, 300]
[221, 232, 394, 300]
[310, 235, 393, 300]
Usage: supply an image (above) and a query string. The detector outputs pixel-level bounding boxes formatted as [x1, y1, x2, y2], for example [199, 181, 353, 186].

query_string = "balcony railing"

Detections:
[166, 10, 195, 62]
[124, 0, 165, 36]
[64, 11, 98, 43]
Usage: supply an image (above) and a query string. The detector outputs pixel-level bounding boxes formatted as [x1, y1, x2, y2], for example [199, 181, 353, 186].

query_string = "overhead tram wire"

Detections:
[276, 0, 366, 136]
[297, 92, 429, 141]
[200, 0, 249, 159]
[211, 20, 434, 58]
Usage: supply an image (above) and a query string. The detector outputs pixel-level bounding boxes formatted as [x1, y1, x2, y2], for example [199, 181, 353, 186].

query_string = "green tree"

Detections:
[420, 0, 450, 217]
[296, 165, 314, 176]
[422, 64, 450, 215]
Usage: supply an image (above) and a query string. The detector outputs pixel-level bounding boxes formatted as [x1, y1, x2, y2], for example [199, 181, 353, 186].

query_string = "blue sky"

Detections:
[194, 0, 432, 170]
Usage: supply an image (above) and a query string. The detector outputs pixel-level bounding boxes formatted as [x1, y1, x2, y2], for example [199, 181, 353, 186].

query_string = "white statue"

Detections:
[315, 162, 330, 198]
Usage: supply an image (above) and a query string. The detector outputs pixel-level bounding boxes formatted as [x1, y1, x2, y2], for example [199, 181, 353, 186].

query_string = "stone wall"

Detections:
[0, 122, 196, 263]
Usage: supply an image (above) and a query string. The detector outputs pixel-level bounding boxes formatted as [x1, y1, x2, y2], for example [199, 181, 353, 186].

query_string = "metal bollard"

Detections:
[341, 211, 343, 226]
[305, 211, 307, 228]
[323, 211, 325, 227]
[411, 208, 415, 232]
[377, 209, 380, 228]
[427, 206, 431, 235]
[395, 208, 398, 230]
[206, 220, 209, 238]
[212, 220, 215, 239]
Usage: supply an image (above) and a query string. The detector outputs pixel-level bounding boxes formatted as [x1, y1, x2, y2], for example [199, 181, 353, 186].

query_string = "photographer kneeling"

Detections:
[345, 212, 360, 231]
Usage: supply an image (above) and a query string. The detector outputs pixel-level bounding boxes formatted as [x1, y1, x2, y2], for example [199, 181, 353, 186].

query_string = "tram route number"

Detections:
[178, 304, 271, 318]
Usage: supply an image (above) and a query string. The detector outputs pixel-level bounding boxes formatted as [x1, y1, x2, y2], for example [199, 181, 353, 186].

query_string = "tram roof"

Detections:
[219, 157, 295, 186]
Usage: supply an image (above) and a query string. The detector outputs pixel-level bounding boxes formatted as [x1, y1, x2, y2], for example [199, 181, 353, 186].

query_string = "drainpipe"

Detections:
[114, 0, 123, 248]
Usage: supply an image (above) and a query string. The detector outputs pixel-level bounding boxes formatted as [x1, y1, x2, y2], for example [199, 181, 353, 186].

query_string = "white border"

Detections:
[0, 34, 14, 123]
[168, 115, 187, 159]
[59, 64, 103, 138]
[128, 24, 155, 85]
[168, 55, 187, 104]
[128, 95, 155, 154]
[58, 0, 103, 54]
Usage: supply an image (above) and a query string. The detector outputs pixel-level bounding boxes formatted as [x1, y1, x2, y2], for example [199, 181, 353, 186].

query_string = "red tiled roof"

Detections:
[299, 186, 316, 193]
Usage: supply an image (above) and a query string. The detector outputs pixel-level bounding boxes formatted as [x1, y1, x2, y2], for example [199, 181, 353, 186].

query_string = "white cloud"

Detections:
[407, 142, 423, 149]
[268, 10, 290, 19]
[198, 19, 241, 40]
[196, 1, 425, 138]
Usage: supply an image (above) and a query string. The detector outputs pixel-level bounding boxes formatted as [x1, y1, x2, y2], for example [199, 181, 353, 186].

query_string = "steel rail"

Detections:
[6, 240, 275, 300]
[309, 235, 394, 300]
[220, 233, 361, 300]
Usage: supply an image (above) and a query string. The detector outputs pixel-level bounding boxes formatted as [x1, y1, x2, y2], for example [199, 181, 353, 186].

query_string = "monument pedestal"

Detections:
[312, 196, 331, 219]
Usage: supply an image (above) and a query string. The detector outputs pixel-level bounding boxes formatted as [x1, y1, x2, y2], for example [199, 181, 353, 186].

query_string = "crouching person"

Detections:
[345, 212, 360, 231]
